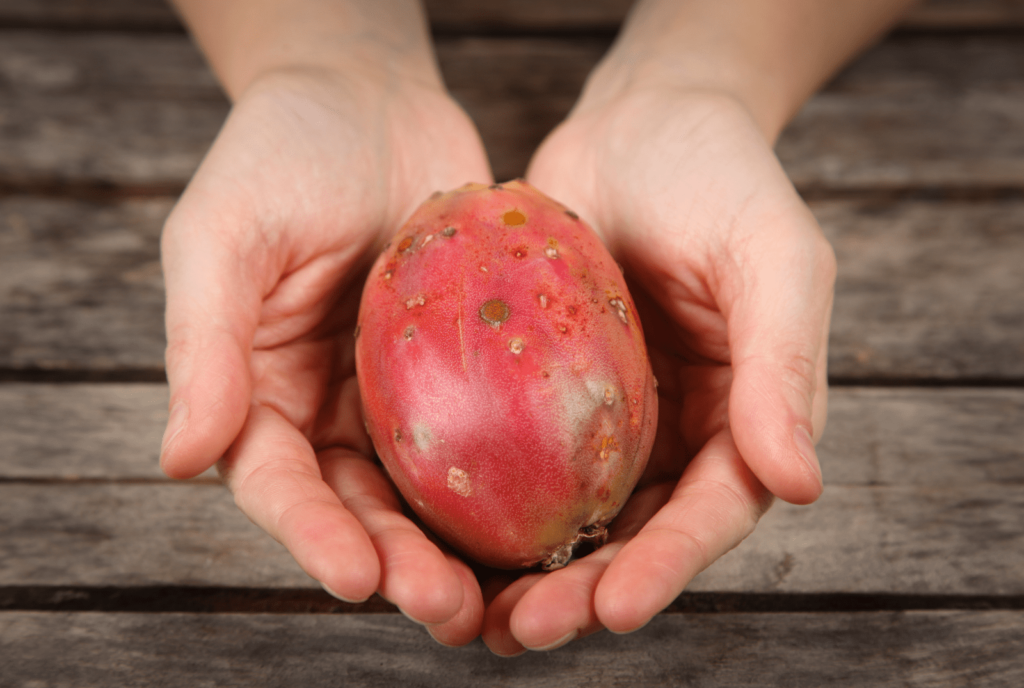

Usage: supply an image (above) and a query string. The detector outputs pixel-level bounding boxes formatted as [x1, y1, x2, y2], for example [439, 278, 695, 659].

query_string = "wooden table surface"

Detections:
[2, 1, 1023, 685]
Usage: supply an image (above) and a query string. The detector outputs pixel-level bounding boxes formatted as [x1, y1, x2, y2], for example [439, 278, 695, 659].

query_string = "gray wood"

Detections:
[4, 33, 1024, 189]
[0, 483, 312, 588]
[0, 197, 169, 372]
[1, 469, 1022, 594]
[0, 0, 1019, 31]
[4, 384, 1024, 486]
[6, 195, 1024, 380]
[820, 199, 1024, 381]
[0, 610, 1021, 687]
[780, 34, 1024, 191]
[0, 383, 168, 479]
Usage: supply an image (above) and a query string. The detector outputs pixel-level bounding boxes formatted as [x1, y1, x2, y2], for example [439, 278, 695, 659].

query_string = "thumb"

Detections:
[726, 211, 836, 505]
[159, 206, 263, 479]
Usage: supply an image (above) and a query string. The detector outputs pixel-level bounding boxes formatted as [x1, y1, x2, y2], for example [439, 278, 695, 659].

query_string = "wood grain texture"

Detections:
[0, 483, 312, 588]
[6, 195, 1024, 380]
[819, 199, 1024, 381]
[1, 611, 1021, 687]
[4, 33, 1024, 189]
[0, 0, 1020, 31]
[2, 407, 1023, 594]
[0, 197, 169, 372]
[4, 384, 1024, 485]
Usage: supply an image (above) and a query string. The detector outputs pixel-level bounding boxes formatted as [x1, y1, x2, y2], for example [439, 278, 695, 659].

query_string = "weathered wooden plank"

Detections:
[781, 35, 1024, 190]
[6, 195, 1023, 380]
[0, 610, 1020, 687]
[0, 0, 1020, 32]
[0, 483, 311, 588]
[1, 477, 1022, 594]
[4, 32, 1024, 189]
[820, 199, 1024, 381]
[0, 197, 169, 372]
[0, 383, 167, 479]
[4, 384, 1024, 487]
[903, 0, 1024, 28]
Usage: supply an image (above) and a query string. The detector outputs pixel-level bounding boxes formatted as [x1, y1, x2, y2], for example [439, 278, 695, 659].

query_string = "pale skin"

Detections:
[161, 0, 919, 654]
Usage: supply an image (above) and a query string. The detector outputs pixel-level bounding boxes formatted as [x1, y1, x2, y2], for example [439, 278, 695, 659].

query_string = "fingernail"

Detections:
[321, 582, 368, 604]
[399, 606, 431, 626]
[794, 425, 822, 484]
[489, 647, 528, 658]
[609, 617, 652, 635]
[525, 629, 578, 652]
[160, 401, 188, 461]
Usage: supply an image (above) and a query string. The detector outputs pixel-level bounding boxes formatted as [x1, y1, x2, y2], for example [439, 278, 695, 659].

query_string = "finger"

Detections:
[318, 449, 465, 626]
[595, 428, 773, 634]
[480, 574, 543, 657]
[160, 203, 265, 479]
[726, 207, 836, 504]
[426, 553, 485, 647]
[221, 405, 380, 602]
[504, 480, 673, 649]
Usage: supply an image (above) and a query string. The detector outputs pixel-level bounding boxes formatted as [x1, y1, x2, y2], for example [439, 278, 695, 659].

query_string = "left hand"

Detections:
[477, 87, 835, 655]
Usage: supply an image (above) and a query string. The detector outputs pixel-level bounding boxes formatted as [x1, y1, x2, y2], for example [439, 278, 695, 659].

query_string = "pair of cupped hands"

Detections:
[159, 66, 835, 655]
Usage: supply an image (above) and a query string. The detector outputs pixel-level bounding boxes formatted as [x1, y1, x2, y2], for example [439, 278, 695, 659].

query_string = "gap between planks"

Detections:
[2, 587, 1023, 615]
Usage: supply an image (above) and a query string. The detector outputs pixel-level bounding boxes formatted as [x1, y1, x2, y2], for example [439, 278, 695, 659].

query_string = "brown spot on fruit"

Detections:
[398, 236, 415, 252]
[394, 429, 403, 443]
[489, 184, 503, 190]
[511, 245, 528, 259]
[479, 299, 511, 328]
[565, 209, 579, 220]
[442, 226, 457, 237]
[403, 326, 414, 341]
[383, 270, 393, 280]
[353, 325, 361, 339]
[503, 209, 527, 226]
[509, 338, 524, 354]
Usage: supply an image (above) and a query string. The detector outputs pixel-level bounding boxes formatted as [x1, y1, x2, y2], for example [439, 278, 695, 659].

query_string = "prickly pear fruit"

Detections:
[355, 180, 657, 570]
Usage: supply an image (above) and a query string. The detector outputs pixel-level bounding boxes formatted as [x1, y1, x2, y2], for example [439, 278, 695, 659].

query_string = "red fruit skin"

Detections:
[355, 180, 657, 570]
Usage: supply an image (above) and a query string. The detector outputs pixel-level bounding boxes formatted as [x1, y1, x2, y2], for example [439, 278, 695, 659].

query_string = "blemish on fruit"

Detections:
[489, 184, 504, 191]
[599, 436, 621, 461]
[398, 236, 415, 252]
[406, 294, 426, 309]
[447, 467, 472, 497]
[538, 294, 548, 309]
[394, 429, 403, 443]
[512, 245, 528, 259]
[609, 297, 628, 323]
[479, 299, 511, 328]
[442, 226, 457, 237]
[403, 326, 414, 341]
[430, 191, 443, 200]
[354, 325, 361, 339]
[422, 234, 434, 247]
[383, 270, 393, 280]
[503, 209, 527, 226]
[509, 338, 524, 354]
[604, 386, 616, 406]
[479, 265, 489, 273]
[544, 246, 559, 259]
[565, 209, 579, 220]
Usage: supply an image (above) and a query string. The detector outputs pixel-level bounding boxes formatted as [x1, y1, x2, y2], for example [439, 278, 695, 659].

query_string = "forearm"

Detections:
[170, 0, 440, 101]
[580, 0, 921, 142]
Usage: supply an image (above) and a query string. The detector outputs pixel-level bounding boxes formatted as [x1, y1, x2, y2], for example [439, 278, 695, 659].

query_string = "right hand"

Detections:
[159, 66, 493, 644]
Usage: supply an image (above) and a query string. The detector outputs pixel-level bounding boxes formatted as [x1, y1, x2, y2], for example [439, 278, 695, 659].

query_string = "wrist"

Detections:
[571, 0, 918, 145]
[173, 0, 443, 102]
